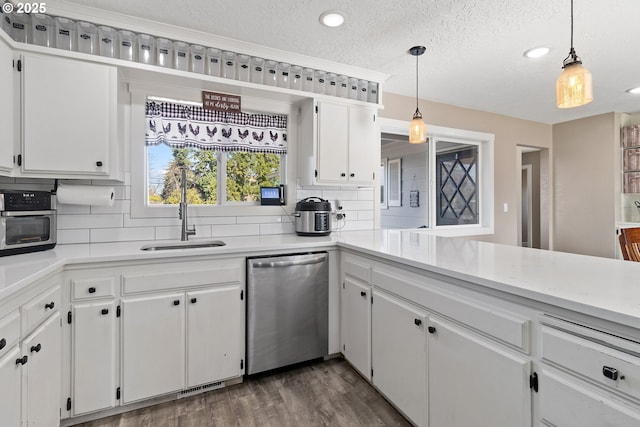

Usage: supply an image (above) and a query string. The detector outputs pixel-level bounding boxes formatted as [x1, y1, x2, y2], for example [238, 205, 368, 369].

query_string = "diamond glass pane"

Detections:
[436, 146, 479, 226]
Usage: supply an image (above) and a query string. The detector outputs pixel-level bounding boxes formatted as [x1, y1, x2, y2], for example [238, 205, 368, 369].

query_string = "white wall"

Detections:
[552, 112, 619, 258]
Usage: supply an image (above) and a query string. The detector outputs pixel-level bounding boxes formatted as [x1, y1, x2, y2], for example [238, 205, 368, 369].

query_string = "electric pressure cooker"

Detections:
[294, 197, 332, 236]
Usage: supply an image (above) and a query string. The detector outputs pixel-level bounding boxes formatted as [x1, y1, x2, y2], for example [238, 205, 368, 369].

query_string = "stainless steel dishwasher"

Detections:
[246, 252, 328, 375]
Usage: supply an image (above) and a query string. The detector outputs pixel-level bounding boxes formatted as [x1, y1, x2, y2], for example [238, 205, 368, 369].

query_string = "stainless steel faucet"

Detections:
[178, 168, 196, 241]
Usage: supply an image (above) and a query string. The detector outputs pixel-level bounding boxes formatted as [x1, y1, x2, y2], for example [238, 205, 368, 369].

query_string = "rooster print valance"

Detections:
[145, 101, 288, 154]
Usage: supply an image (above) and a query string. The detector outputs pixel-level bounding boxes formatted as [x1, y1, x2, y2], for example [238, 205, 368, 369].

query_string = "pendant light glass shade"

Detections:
[556, 0, 593, 108]
[409, 109, 427, 144]
[409, 45, 427, 144]
[556, 61, 593, 108]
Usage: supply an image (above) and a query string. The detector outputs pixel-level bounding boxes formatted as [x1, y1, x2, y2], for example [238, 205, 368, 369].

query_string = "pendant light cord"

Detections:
[570, 0, 574, 50]
[563, 0, 580, 67]
[415, 53, 419, 112]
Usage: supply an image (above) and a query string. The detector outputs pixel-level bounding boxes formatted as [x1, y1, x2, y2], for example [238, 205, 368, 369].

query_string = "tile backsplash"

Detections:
[0, 176, 375, 244]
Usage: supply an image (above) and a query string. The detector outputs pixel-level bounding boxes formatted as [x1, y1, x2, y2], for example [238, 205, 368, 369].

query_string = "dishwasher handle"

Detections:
[251, 255, 326, 268]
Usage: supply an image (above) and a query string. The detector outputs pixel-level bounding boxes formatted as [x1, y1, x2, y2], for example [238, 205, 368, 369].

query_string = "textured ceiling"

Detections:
[59, 0, 639, 124]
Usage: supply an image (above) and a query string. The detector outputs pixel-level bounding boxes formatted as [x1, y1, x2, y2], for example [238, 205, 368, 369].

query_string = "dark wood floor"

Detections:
[75, 358, 411, 427]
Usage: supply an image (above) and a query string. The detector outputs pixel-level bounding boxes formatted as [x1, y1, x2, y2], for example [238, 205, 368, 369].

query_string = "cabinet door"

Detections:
[348, 106, 376, 185]
[22, 311, 61, 427]
[541, 369, 640, 426]
[0, 37, 14, 173]
[341, 276, 371, 380]
[72, 300, 116, 416]
[316, 101, 349, 183]
[428, 318, 531, 427]
[186, 285, 242, 387]
[0, 345, 22, 427]
[121, 293, 185, 403]
[372, 290, 427, 427]
[21, 53, 115, 176]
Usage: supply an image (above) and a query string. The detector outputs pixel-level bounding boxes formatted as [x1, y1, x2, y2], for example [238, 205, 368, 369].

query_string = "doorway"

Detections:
[521, 165, 533, 247]
[517, 146, 549, 249]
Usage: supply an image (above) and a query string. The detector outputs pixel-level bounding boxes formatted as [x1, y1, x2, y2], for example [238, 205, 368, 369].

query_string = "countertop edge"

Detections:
[1, 232, 639, 333]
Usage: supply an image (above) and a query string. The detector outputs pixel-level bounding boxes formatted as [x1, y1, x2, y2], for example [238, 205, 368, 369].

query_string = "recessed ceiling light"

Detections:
[627, 87, 640, 95]
[523, 47, 550, 58]
[319, 11, 345, 27]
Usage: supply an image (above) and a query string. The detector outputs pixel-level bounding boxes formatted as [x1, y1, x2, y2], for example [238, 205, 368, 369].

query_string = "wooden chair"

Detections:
[618, 227, 640, 261]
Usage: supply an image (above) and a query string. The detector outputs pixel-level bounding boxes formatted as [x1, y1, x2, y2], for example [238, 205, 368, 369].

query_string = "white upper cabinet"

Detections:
[19, 53, 118, 179]
[316, 101, 349, 183]
[0, 36, 15, 174]
[299, 99, 378, 186]
[347, 104, 377, 185]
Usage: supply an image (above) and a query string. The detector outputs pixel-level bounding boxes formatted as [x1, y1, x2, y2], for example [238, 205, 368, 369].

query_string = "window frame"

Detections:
[433, 140, 480, 227]
[129, 83, 297, 219]
[377, 118, 494, 236]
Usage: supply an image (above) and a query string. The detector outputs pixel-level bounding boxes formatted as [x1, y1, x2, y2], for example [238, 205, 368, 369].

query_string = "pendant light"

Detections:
[556, 0, 593, 108]
[409, 46, 427, 144]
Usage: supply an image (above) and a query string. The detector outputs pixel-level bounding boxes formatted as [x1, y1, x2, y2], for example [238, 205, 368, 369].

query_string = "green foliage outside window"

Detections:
[225, 152, 280, 202]
[148, 147, 280, 205]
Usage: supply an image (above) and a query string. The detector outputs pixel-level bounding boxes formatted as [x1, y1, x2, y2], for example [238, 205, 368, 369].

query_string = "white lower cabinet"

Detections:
[371, 289, 428, 427]
[121, 293, 185, 404]
[186, 285, 242, 388]
[428, 318, 531, 427]
[22, 311, 62, 427]
[341, 276, 371, 381]
[71, 300, 117, 416]
[120, 285, 244, 403]
[61, 258, 245, 422]
[0, 345, 22, 427]
[0, 282, 62, 427]
[344, 255, 535, 427]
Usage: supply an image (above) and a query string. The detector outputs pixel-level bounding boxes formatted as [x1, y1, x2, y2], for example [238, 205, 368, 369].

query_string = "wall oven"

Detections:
[0, 190, 56, 256]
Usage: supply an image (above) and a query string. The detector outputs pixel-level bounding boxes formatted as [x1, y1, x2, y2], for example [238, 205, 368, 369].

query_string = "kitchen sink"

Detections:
[140, 240, 226, 251]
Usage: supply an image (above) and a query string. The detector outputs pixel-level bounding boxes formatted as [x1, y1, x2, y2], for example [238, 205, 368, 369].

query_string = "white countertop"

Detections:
[2, 229, 640, 330]
[336, 230, 640, 330]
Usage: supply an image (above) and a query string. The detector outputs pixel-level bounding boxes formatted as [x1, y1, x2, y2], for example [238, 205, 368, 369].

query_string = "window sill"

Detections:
[382, 225, 494, 238]
[130, 203, 294, 219]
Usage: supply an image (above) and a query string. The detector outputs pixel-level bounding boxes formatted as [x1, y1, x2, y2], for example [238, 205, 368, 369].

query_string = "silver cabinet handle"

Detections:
[252, 256, 326, 268]
[1, 210, 55, 217]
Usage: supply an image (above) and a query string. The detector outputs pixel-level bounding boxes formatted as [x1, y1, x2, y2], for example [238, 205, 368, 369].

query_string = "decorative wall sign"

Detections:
[410, 190, 420, 207]
[202, 91, 241, 113]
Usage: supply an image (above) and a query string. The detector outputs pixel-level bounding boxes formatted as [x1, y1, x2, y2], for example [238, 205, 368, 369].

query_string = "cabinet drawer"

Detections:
[71, 277, 115, 300]
[21, 285, 61, 333]
[0, 310, 20, 358]
[342, 254, 371, 284]
[541, 370, 640, 426]
[122, 258, 243, 294]
[542, 325, 640, 401]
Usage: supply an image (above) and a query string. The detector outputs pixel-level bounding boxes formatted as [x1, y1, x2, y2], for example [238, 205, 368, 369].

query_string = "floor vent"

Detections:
[178, 381, 225, 399]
